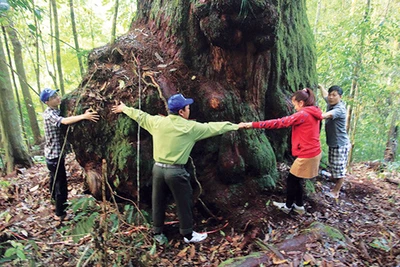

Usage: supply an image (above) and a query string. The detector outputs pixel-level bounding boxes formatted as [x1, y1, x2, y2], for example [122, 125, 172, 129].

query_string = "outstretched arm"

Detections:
[111, 102, 127, 114]
[239, 113, 300, 130]
[238, 122, 252, 129]
[322, 111, 334, 119]
[318, 84, 328, 98]
[61, 109, 100, 125]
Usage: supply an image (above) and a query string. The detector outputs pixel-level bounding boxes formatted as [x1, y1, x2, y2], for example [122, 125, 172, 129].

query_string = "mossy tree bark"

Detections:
[63, 0, 317, 223]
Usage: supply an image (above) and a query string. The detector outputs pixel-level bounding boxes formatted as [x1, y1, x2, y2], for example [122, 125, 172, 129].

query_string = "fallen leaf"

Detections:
[177, 246, 189, 258]
[30, 185, 39, 192]
[272, 256, 288, 264]
[189, 245, 195, 259]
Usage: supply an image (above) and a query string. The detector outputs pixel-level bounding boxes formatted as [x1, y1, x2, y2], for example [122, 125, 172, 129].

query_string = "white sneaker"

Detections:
[273, 201, 292, 214]
[183, 231, 207, 243]
[320, 170, 332, 178]
[293, 204, 305, 215]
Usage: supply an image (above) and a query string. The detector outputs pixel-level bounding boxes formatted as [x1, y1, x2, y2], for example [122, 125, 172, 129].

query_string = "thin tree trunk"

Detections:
[383, 21, 398, 162]
[0, 132, 5, 175]
[89, 7, 95, 47]
[50, 0, 65, 95]
[110, 0, 119, 44]
[0, 35, 33, 172]
[350, 0, 358, 16]
[313, 0, 322, 37]
[69, 0, 84, 77]
[48, 1, 58, 91]
[384, 109, 398, 162]
[31, 0, 45, 111]
[1, 26, 27, 147]
[379, 0, 391, 25]
[347, 0, 371, 163]
[6, 24, 42, 145]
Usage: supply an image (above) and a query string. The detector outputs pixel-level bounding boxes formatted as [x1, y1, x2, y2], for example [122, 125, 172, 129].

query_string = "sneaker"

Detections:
[154, 233, 168, 245]
[320, 170, 332, 178]
[183, 231, 207, 243]
[272, 201, 292, 214]
[325, 191, 339, 199]
[54, 213, 72, 221]
[293, 204, 305, 215]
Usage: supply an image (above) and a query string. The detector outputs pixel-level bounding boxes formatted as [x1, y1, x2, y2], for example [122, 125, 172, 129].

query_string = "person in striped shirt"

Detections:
[40, 88, 99, 221]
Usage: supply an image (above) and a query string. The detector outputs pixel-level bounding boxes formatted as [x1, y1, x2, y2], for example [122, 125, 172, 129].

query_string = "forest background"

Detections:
[0, 0, 398, 172]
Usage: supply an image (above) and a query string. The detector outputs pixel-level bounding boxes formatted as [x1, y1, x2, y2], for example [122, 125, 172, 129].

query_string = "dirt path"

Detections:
[0, 156, 399, 266]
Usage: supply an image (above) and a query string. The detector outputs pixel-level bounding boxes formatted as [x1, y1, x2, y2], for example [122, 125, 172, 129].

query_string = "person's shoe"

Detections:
[272, 202, 292, 214]
[320, 170, 332, 178]
[54, 213, 72, 221]
[154, 233, 168, 245]
[292, 204, 305, 215]
[325, 191, 339, 199]
[183, 231, 207, 243]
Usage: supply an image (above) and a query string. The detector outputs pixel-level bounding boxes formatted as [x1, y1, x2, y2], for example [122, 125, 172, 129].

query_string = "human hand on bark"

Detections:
[238, 122, 252, 129]
[111, 102, 126, 114]
[83, 109, 100, 122]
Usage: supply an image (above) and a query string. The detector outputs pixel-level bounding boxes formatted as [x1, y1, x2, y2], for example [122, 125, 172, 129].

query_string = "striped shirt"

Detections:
[43, 107, 64, 159]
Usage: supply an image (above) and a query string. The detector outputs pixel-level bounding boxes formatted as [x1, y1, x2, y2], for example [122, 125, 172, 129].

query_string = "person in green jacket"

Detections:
[112, 93, 239, 243]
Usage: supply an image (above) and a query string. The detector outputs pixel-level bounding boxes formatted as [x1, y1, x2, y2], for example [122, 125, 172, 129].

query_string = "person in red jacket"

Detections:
[239, 88, 323, 215]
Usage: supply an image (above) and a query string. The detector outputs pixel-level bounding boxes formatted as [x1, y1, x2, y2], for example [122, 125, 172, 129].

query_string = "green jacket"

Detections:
[122, 106, 239, 164]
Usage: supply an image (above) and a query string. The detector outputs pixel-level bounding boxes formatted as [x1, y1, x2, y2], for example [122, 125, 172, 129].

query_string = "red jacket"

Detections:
[252, 106, 323, 158]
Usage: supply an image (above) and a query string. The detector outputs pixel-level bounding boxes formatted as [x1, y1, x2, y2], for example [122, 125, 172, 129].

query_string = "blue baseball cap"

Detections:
[40, 88, 59, 102]
[168, 94, 194, 112]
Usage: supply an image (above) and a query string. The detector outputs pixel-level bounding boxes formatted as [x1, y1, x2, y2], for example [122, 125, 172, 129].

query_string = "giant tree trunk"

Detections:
[63, 0, 317, 224]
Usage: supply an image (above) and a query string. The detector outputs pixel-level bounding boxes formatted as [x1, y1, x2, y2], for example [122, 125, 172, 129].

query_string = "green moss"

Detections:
[219, 252, 266, 267]
[309, 222, 345, 242]
[272, 0, 317, 91]
[111, 139, 135, 171]
[304, 179, 316, 194]
[149, 0, 188, 36]
[117, 116, 136, 137]
[239, 129, 278, 185]
[108, 117, 137, 172]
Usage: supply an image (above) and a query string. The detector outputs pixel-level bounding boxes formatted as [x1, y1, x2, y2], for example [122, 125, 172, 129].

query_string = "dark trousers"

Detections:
[152, 164, 193, 236]
[286, 172, 304, 207]
[46, 157, 68, 217]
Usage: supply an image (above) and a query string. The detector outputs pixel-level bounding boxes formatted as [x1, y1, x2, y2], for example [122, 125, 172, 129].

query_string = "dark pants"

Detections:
[286, 172, 304, 207]
[152, 164, 193, 236]
[46, 157, 68, 217]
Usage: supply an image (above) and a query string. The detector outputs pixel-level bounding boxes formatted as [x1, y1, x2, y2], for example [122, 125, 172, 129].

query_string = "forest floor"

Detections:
[0, 154, 400, 267]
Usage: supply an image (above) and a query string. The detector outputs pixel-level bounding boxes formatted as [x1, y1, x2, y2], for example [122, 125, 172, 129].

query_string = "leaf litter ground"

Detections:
[1, 155, 399, 266]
